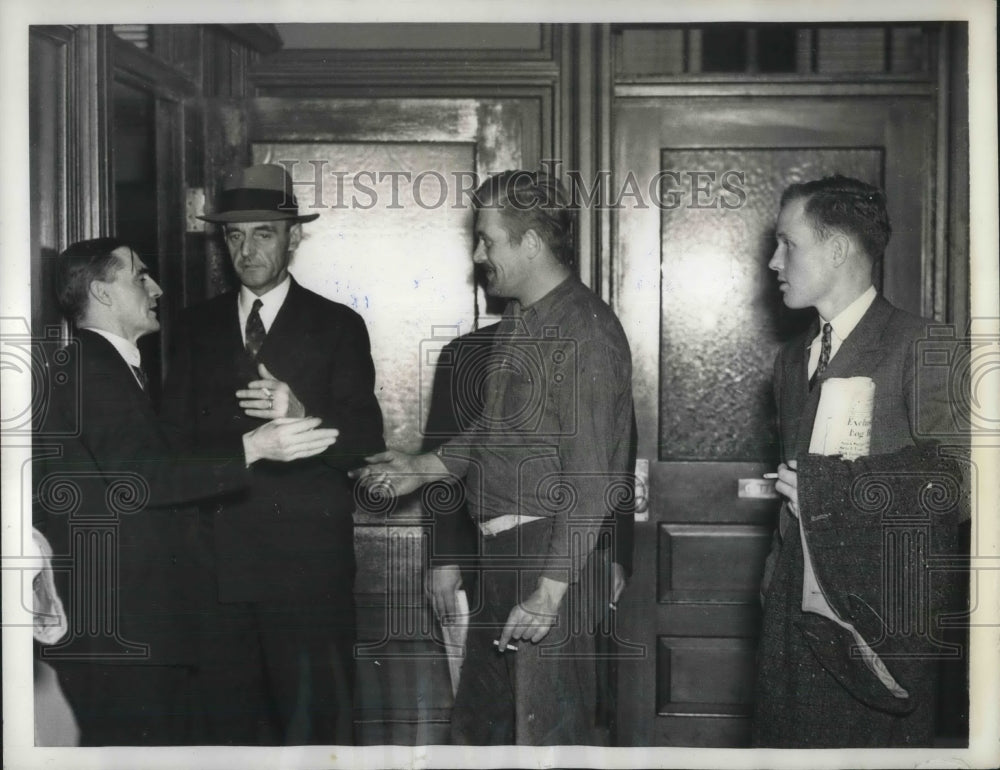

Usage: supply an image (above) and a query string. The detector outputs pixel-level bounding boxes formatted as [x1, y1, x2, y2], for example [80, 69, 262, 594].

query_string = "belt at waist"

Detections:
[477, 514, 546, 538]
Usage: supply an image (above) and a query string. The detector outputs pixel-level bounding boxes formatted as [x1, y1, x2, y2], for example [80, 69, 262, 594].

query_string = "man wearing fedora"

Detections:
[161, 163, 385, 744]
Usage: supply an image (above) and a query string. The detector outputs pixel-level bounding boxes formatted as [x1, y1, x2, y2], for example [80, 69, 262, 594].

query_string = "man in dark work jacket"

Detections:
[420, 321, 636, 744]
[34, 237, 338, 745]
[355, 169, 636, 745]
[753, 175, 967, 747]
[160, 164, 385, 744]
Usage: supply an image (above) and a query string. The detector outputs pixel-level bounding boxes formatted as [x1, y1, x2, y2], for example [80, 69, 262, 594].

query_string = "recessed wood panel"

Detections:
[656, 636, 756, 715]
[355, 639, 452, 746]
[355, 525, 434, 641]
[657, 523, 772, 600]
[274, 23, 543, 52]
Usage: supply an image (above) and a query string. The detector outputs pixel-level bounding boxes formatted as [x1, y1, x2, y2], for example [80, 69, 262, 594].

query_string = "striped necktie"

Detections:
[809, 322, 833, 391]
[245, 299, 266, 360]
[130, 364, 148, 392]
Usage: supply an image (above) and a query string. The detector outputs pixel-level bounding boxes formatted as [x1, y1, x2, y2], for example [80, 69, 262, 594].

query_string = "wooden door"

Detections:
[203, 95, 541, 743]
[612, 95, 935, 746]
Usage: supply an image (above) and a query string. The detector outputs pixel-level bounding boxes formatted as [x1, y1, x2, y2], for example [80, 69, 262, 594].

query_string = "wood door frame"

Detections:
[29, 26, 114, 334]
[110, 36, 196, 386]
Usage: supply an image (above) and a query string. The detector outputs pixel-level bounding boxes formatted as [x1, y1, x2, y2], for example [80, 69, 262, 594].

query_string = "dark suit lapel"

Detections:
[786, 321, 818, 457]
[262, 279, 306, 343]
[219, 291, 256, 382]
[814, 296, 892, 385]
[258, 279, 314, 379]
[76, 329, 168, 444]
[78, 328, 148, 399]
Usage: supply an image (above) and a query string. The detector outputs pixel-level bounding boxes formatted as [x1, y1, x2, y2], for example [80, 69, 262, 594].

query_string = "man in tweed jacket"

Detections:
[753, 175, 967, 747]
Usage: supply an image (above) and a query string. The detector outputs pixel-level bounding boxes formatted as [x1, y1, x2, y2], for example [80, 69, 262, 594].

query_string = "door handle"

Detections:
[738, 477, 779, 499]
[634, 458, 650, 522]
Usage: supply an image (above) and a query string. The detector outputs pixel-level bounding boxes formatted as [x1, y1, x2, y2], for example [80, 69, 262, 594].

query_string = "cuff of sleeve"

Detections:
[540, 562, 579, 585]
[436, 445, 466, 478]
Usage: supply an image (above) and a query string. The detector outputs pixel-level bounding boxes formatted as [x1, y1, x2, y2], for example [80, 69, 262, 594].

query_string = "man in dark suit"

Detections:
[34, 237, 339, 745]
[753, 175, 967, 746]
[160, 164, 385, 745]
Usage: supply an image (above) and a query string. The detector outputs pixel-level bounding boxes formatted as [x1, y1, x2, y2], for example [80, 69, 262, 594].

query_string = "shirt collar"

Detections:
[80, 327, 141, 368]
[239, 275, 292, 317]
[509, 275, 577, 333]
[820, 285, 877, 344]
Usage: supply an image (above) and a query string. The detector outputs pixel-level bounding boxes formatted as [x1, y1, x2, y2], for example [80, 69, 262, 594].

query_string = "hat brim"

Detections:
[198, 210, 320, 224]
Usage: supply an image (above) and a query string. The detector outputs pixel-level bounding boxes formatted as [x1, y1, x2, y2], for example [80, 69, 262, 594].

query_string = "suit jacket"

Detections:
[160, 278, 385, 604]
[764, 294, 962, 589]
[33, 329, 250, 665]
[755, 295, 965, 740]
[774, 294, 957, 463]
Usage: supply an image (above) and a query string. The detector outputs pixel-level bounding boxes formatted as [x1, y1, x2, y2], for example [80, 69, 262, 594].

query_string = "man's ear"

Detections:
[88, 279, 113, 308]
[829, 233, 851, 267]
[521, 227, 542, 259]
[288, 222, 303, 251]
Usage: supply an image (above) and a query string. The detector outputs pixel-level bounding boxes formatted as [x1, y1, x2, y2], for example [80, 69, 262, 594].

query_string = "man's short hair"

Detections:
[55, 237, 130, 324]
[473, 169, 576, 267]
[780, 174, 892, 261]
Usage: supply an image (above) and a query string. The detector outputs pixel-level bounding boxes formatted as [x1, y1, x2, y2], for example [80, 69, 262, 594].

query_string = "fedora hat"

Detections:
[198, 163, 320, 224]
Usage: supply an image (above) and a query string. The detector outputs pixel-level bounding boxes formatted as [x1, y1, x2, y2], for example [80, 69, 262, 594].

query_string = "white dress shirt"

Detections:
[806, 284, 877, 378]
[237, 275, 291, 345]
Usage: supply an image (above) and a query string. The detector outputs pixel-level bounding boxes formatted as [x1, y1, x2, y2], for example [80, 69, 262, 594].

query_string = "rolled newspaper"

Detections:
[441, 589, 470, 697]
[808, 376, 875, 460]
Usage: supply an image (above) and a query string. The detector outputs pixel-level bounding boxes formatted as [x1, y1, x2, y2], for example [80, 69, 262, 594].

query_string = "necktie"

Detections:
[245, 299, 266, 360]
[809, 322, 833, 390]
[130, 364, 148, 392]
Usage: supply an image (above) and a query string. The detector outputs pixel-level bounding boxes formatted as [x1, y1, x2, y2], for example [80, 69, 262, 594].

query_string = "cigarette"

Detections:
[763, 472, 779, 479]
[492, 640, 518, 652]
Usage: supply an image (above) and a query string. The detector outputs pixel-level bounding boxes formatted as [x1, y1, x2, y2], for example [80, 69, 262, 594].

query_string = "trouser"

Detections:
[195, 598, 356, 745]
[450, 518, 609, 745]
[54, 662, 196, 746]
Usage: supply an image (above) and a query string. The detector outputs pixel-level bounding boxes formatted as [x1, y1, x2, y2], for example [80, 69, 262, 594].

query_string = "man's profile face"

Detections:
[103, 246, 162, 342]
[472, 207, 532, 301]
[768, 197, 834, 311]
[224, 220, 300, 296]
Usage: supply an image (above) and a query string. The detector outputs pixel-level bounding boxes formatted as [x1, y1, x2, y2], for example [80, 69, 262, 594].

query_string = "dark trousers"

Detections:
[54, 662, 196, 746]
[450, 519, 609, 745]
[195, 599, 356, 745]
